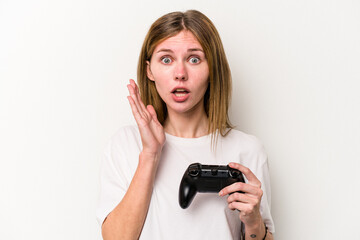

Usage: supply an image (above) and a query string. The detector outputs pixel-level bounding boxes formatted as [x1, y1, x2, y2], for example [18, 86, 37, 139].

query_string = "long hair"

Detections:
[137, 10, 233, 148]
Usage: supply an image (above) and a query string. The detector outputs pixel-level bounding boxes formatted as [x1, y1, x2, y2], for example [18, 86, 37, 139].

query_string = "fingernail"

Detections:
[219, 191, 223, 196]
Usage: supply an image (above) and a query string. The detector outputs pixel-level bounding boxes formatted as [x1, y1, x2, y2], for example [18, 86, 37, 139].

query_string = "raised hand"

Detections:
[127, 79, 166, 158]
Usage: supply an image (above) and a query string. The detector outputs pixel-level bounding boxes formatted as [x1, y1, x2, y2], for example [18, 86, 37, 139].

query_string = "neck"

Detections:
[164, 108, 209, 138]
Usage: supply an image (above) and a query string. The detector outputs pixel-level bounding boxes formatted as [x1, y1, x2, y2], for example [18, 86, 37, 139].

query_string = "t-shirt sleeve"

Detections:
[96, 138, 128, 226]
[255, 144, 275, 234]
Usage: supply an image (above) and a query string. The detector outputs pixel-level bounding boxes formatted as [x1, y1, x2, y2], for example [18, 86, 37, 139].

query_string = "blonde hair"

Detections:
[137, 10, 233, 148]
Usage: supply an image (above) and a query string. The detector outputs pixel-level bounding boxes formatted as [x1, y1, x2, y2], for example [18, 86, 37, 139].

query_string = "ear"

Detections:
[146, 61, 155, 81]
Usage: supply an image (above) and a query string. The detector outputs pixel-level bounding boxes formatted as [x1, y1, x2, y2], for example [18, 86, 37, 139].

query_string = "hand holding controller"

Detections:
[179, 163, 245, 209]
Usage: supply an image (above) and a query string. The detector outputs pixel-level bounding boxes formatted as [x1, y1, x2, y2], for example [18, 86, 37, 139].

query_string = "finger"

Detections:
[127, 95, 145, 125]
[130, 79, 141, 99]
[147, 105, 161, 126]
[130, 79, 149, 118]
[227, 192, 259, 205]
[129, 79, 137, 89]
[219, 182, 262, 197]
[228, 201, 248, 212]
[137, 91, 148, 114]
[229, 162, 261, 187]
[127, 83, 145, 118]
[127, 81, 138, 101]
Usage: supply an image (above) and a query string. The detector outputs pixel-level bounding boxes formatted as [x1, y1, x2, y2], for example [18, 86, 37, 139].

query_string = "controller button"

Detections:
[230, 170, 239, 178]
[189, 163, 200, 168]
[189, 169, 199, 177]
[211, 168, 218, 176]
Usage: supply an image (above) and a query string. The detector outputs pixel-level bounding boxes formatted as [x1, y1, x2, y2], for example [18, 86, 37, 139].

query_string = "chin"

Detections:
[167, 102, 203, 115]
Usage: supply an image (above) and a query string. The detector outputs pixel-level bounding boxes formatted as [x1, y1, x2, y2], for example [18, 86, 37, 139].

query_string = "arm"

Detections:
[102, 79, 165, 240]
[219, 162, 274, 240]
[101, 152, 159, 240]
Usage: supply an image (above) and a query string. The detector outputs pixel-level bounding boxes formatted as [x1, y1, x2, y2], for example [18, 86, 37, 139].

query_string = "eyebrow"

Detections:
[156, 48, 204, 53]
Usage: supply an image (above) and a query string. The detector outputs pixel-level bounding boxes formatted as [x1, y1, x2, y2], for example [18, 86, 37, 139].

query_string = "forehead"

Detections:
[153, 30, 203, 53]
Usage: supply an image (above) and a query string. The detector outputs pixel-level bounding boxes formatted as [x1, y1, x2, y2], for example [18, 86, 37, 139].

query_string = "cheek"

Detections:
[151, 64, 171, 79]
[197, 63, 209, 81]
[150, 67, 169, 90]
[195, 69, 210, 88]
[199, 71, 210, 96]
[153, 79, 169, 101]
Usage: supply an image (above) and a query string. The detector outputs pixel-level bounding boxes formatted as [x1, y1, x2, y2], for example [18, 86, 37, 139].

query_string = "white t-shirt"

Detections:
[96, 125, 275, 239]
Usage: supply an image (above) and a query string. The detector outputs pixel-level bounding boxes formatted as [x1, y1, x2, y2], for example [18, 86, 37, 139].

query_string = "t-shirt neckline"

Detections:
[164, 131, 214, 145]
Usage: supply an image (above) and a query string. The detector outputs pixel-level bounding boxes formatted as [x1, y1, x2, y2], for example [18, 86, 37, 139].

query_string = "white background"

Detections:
[1, 0, 359, 239]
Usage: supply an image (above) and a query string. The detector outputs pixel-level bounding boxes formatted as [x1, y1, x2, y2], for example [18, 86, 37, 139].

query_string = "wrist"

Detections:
[245, 221, 262, 234]
[136, 151, 161, 182]
[244, 218, 266, 240]
[245, 215, 263, 230]
[140, 150, 161, 161]
[139, 150, 162, 171]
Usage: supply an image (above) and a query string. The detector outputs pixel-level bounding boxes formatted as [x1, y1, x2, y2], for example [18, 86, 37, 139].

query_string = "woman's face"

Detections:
[147, 30, 209, 116]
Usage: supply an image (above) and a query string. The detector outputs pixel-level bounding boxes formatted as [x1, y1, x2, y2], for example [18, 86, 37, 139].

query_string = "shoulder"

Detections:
[221, 128, 268, 165]
[102, 125, 141, 172]
[106, 125, 141, 153]
[223, 128, 265, 151]
[111, 125, 140, 142]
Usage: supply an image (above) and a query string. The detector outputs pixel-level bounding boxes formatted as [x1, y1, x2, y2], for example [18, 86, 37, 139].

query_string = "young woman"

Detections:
[97, 10, 275, 240]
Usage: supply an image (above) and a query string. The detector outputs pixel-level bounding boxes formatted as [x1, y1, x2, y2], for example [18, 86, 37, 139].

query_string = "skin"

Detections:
[220, 162, 274, 239]
[146, 30, 210, 138]
[101, 30, 273, 240]
[102, 80, 164, 240]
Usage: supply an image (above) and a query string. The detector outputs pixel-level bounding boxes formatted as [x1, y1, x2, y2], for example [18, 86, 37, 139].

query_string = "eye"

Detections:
[189, 57, 200, 64]
[161, 57, 172, 64]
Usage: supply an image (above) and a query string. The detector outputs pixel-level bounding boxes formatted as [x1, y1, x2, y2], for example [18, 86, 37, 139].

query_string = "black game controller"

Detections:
[179, 163, 245, 209]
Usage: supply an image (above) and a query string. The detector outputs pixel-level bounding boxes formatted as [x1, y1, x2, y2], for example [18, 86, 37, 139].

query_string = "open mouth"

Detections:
[171, 88, 190, 102]
[172, 88, 189, 97]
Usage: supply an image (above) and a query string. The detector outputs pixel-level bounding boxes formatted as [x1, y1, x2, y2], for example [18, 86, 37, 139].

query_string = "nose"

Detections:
[174, 62, 188, 81]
